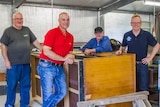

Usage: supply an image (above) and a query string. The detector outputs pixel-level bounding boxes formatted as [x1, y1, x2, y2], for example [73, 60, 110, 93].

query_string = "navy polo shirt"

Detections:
[122, 29, 157, 61]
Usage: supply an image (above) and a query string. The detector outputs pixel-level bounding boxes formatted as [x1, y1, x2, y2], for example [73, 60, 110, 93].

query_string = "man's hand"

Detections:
[64, 54, 74, 64]
[84, 49, 95, 55]
[115, 50, 122, 55]
[142, 57, 152, 65]
[5, 60, 11, 69]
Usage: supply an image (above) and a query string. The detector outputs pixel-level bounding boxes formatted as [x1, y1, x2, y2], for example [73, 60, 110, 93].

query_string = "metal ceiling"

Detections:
[0, 0, 160, 15]
[118, 0, 160, 14]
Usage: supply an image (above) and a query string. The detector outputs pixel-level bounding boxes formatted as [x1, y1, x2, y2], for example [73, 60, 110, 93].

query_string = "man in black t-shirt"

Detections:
[0, 11, 42, 107]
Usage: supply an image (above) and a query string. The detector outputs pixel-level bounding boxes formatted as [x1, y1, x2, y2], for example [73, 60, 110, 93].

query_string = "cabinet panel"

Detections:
[69, 64, 78, 90]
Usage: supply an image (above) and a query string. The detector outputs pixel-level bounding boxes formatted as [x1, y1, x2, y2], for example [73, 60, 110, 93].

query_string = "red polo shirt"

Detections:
[40, 26, 74, 64]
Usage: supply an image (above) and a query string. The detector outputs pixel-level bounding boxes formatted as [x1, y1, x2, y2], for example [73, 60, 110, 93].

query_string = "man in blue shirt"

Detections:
[116, 14, 160, 91]
[80, 27, 112, 55]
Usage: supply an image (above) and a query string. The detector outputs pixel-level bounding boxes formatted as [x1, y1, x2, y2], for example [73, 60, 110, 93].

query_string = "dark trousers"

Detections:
[136, 63, 148, 91]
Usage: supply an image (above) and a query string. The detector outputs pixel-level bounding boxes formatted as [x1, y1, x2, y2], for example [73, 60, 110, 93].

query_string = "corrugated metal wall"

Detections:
[0, 4, 98, 43]
[0, 4, 12, 39]
[0, 4, 153, 43]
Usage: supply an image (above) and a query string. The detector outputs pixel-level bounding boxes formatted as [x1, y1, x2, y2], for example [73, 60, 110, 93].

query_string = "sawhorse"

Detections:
[77, 91, 151, 107]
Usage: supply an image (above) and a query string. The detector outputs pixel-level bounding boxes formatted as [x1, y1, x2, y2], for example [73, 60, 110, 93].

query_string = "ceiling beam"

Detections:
[13, 0, 26, 9]
[0, 0, 12, 4]
[100, 0, 137, 15]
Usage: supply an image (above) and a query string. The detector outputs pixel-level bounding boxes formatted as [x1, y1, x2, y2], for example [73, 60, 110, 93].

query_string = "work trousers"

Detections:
[5, 64, 31, 107]
[136, 63, 148, 91]
[37, 61, 67, 107]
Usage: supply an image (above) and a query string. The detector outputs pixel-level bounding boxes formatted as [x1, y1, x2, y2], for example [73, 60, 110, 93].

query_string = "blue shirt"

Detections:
[80, 36, 112, 52]
[122, 29, 157, 61]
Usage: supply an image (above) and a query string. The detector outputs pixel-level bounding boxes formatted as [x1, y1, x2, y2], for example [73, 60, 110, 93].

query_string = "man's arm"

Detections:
[1, 43, 11, 69]
[33, 39, 42, 52]
[43, 45, 74, 64]
[84, 48, 96, 55]
[142, 43, 160, 64]
[115, 46, 126, 55]
[150, 43, 160, 59]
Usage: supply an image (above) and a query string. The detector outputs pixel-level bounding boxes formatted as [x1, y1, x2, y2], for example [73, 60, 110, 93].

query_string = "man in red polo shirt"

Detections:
[37, 12, 74, 107]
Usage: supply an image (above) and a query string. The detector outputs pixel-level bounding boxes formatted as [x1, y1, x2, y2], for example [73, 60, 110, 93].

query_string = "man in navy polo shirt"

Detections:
[116, 14, 160, 91]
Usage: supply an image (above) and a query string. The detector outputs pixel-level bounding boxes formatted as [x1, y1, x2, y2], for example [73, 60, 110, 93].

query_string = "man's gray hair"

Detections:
[12, 11, 22, 19]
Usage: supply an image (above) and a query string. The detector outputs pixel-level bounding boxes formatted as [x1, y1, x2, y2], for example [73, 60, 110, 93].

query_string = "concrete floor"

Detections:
[0, 93, 42, 107]
[0, 81, 41, 107]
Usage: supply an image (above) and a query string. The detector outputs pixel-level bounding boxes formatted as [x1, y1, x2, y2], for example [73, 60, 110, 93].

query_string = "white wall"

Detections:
[0, 4, 98, 43]
[0, 4, 12, 37]
[17, 6, 98, 43]
[104, 12, 152, 43]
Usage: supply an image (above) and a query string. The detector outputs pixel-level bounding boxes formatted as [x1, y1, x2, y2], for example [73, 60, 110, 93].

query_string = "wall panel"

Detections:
[18, 6, 98, 43]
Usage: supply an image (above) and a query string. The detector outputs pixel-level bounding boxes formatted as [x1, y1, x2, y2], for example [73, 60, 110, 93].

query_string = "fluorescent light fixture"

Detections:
[144, 1, 160, 6]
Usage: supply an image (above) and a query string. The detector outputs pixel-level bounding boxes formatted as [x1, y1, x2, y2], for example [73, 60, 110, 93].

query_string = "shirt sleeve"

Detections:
[0, 29, 10, 46]
[43, 29, 56, 47]
[121, 33, 128, 47]
[147, 32, 157, 47]
[28, 27, 37, 43]
[80, 39, 93, 52]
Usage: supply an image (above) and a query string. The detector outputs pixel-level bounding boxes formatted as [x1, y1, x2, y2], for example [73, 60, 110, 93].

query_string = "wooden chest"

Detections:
[68, 53, 136, 107]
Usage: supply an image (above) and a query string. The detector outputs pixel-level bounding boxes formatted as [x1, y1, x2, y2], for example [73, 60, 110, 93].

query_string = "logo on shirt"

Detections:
[69, 42, 72, 45]
[24, 34, 28, 37]
[126, 36, 132, 42]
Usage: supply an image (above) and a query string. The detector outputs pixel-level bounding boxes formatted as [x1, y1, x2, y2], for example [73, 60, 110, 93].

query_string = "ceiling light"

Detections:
[144, 1, 160, 6]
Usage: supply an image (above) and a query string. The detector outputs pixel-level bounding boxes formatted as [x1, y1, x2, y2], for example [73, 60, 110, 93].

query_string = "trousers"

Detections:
[136, 63, 148, 91]
[5, 64, 31, 107]
[37, 60, 67, 107]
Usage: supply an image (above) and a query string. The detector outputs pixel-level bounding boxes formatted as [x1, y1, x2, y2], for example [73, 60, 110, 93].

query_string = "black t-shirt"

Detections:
[0, 26, 37, 64]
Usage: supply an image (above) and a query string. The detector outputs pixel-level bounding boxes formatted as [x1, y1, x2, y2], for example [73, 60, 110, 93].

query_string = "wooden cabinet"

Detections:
[31, 53, 42, 103]
[68, 53, 136, 107]
[0, 72, 6, 81]
[31, 52, 136, 107]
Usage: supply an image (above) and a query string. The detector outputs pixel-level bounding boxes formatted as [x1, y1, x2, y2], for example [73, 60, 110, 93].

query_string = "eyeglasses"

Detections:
[131, 22, 141, 25]
[14, 18, 23, 20]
